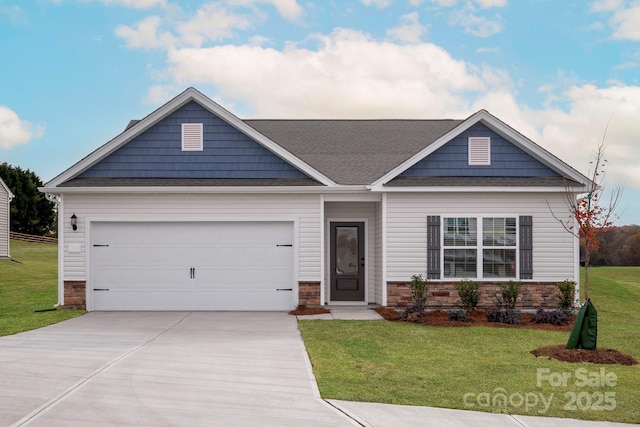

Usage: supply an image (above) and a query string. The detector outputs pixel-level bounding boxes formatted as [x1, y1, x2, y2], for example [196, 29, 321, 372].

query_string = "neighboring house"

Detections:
[41, 88, 589, 311]
[0, 177, 14, 259]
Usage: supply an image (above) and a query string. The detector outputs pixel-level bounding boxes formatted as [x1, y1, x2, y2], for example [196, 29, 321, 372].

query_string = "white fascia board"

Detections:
[38, 185, 368, 195]
[45, 88, 337, 188]
[370, 109, 591, 187]
[370, 185, 584, 193]
[0, 178, 13, 200]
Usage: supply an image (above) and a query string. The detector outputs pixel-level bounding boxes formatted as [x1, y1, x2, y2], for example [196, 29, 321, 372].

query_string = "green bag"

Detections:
[566, 298, 598, 350]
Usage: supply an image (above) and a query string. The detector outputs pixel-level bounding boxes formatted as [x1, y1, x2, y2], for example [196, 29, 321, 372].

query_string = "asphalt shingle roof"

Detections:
[245, 119, 464, 185]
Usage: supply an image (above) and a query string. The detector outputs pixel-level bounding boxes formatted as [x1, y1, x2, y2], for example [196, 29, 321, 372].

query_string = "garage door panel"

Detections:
[90, 222, 294, 311]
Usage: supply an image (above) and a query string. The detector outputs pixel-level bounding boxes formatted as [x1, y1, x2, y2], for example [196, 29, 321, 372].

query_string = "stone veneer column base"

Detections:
[63, 281, 86, 310]
[386, 281, 560, 310]
[298, 281, 321, 307]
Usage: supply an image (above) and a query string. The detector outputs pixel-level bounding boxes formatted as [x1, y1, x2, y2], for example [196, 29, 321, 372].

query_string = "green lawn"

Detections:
[299, 267, 640, 424]
[0, 239, 84, 336]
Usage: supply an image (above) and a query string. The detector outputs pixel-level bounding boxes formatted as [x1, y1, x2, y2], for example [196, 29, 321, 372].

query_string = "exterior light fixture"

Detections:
[71, 214, 78, 231]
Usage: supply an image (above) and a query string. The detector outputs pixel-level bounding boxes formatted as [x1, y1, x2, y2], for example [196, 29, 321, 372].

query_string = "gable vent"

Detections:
[468, 137, 491, 165]
[182, 123, 203, 151]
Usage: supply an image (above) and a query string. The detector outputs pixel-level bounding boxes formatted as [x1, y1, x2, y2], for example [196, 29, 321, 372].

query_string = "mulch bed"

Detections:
[373, 307, 575, 331]
[531, 345, 638, 365]
[289, 305, 331, 315]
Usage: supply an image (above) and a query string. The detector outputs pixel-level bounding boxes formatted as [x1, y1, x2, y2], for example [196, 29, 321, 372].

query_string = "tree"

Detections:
[0, 162, 56, 236]
[550, 139, 621, 301]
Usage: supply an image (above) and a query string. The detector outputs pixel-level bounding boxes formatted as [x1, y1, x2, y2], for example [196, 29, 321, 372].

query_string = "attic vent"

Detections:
[468, 137, 491, 165]
[182, 123, 203, 151]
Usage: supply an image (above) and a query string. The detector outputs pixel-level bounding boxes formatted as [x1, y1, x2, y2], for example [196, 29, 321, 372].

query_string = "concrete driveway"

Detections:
[0, 312, 355, 427]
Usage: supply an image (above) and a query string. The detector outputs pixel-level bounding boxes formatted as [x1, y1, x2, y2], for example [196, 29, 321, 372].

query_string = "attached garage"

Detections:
[89, 221, 295, 311]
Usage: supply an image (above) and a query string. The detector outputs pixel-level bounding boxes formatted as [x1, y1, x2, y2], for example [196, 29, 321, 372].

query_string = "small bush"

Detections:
[556, 280, 576, 315]
[448, 309, 472, 322]
[531, 308, 570, 326]
[455, 279, 480, 312]
[487, 307, 521, 324]
[408, 274, 429, 311]
[498, 280, 521, 309]
[401, 274, 429, 323]
[487, 280, 522, 325]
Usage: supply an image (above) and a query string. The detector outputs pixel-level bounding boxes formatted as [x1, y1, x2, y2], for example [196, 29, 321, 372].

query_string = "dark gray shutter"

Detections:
[426, 216, 441, 279]
[519, 216, 533, 279]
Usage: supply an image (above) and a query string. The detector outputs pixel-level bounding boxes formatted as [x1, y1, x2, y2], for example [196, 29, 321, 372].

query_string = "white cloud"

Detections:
[98, 0, 165, 8]
[610, 5, 640, 40]
[589, 0, 624, 12]
[449, 8, 503, 37]
[160, 28, 496, 118]
[228, 0, 304, 22]
[416, 0, 506, 8]
[0, 106, 45, 149]
[115, 16, 165, 49]
[589, 0, 640, 40]
[386, 12, 427, 43]
[361, 0, 394, 8]
[177, 3, 252, 47]
[0, 4, 27, 24]
[474, 0, 507, 7]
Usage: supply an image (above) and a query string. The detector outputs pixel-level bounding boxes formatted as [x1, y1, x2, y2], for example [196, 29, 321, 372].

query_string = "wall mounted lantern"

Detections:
[71, 214, 78, 231]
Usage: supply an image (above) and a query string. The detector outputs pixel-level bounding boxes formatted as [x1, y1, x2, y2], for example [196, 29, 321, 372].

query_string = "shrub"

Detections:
[487, 280, 522, 325]
[448, 309, 472, 322]
[487, 307, 521, 324]
[531, 308, 570, 326]
[556, 280, 576, 315]
[497, 280, 521, 310]
[455, 279, 480, 312]
[401, 274, 429, 323]
[408, 274, 429, 311]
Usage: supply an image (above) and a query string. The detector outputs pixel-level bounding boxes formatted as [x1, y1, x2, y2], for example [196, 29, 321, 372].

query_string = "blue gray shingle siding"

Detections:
[399, 123, 561, 178]
[79, 102, 311, 180]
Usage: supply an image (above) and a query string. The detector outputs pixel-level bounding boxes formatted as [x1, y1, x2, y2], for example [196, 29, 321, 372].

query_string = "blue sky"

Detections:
[1, 0, 639, 224]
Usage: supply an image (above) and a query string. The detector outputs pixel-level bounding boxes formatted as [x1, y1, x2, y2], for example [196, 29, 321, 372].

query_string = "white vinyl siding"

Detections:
[386, 192, 577, 282]
[62, 193, 321, 282]
[0, 185, 9, 258]
[324, 202, 377, 303]
[181, 123, 203, 151]
[468, 137, 491, 165]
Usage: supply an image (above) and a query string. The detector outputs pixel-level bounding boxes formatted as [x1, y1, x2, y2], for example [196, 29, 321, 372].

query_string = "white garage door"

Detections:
[90, 222, 294, 311]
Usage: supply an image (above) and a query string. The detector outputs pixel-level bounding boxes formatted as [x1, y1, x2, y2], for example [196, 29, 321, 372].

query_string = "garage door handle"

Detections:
[94, 288, 109, 291]
[277, 288, 293, 291]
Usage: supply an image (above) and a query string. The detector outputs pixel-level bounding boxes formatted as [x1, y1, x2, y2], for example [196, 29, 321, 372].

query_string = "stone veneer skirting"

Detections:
[386, 281, 561, 310]
[298, 281, 321, 307]
[63, 281, 86, 309]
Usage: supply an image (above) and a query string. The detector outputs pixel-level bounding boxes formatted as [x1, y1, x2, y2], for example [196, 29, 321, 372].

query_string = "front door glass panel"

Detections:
[335, 226, 358, 275]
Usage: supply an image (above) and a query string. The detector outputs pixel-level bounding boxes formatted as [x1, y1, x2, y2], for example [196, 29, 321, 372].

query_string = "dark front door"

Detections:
[330, 222, 365, 302]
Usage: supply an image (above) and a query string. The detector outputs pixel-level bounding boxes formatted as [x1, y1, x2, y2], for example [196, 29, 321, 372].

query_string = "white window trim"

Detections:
[182, 123, 203, 151]
[468, 137, 491, 166]
[441, 215, 519, 281]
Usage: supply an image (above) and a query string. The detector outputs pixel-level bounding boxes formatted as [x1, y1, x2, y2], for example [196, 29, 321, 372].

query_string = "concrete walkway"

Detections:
[0, 312, 634, 426]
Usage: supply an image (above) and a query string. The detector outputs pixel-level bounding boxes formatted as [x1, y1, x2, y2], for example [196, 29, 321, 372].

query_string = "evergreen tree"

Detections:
[0, 162, 55, 236]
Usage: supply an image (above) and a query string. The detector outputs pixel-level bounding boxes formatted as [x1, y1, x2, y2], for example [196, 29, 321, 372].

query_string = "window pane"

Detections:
[444, 249, 477, 278]
[336, 227, 358, 275]
[483, 249, 516, 278]
[443, 217, 477, 247]
[483, 217, 516, 247]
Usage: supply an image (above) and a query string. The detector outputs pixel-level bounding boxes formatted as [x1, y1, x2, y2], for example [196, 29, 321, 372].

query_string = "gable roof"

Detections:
[0, 177, 14, 200]
[43, 88, 590, 190]
[45, 88, 338, 188]
[371, 109, 591, 188]
[246, 120, 463, 185]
